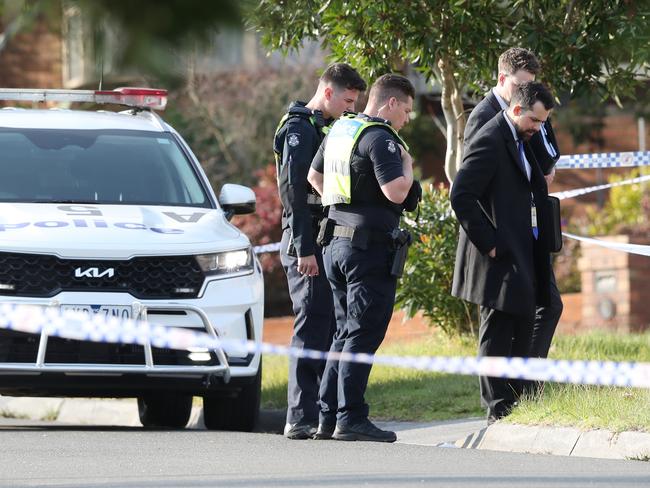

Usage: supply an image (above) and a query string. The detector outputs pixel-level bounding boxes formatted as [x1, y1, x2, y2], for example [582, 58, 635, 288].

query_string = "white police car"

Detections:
[0, 88, 264, 430]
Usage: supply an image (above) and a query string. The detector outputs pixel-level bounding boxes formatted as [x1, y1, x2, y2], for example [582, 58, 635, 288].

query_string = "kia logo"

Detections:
[74, 267, 115, 279]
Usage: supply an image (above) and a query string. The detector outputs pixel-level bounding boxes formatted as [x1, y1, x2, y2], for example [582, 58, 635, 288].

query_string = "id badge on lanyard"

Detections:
[531, 196, 539, 240]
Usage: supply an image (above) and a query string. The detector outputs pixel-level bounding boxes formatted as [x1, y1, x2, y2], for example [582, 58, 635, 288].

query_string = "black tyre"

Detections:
[203, 361, 261, 432]
[137, 393, 192, 428]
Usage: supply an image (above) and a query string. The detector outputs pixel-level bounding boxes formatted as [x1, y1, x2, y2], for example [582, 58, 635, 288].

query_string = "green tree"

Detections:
[397, 184, 477, 335]
[250, 0, 650, 182]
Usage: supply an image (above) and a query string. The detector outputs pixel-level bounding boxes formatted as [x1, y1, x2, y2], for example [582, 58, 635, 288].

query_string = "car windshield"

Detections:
[0, 128, 211, 207]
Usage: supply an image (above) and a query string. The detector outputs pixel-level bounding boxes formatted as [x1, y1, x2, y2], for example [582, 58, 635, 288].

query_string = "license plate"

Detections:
[62, 305, 132, 320]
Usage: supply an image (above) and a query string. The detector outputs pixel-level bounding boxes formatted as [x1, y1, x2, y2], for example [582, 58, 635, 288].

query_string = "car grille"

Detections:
[0, 329, 220, 366]
[0, 252, 205, 299]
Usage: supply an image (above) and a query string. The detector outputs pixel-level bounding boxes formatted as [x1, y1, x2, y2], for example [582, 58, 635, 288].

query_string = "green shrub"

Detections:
[396, 184, 478, 337]
[584, 169, 650, 236]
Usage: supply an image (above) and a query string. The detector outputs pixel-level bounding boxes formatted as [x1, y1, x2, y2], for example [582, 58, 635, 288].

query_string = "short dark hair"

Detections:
[368, 73, 415, 105]
[511, 81, 554, 111]
[320, 63, 367, 92]
[498, 47, 541, 76]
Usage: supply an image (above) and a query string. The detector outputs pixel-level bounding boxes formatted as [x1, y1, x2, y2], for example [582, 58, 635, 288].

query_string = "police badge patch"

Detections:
[387, 140, 397, 153]
[287, 133, 300, 147]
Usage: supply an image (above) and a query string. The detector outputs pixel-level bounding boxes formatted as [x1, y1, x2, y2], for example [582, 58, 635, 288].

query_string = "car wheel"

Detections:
[203, 361, 261, 432]
[137, 393, 192, 428]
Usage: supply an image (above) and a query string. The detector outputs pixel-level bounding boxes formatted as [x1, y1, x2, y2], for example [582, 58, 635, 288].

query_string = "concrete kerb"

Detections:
[456, 422, 650, 461]
[0, 396, 64, 421]
[56, 398, 141, 427]
[2, 396, 650, 460]
[0, 396, 204, 428]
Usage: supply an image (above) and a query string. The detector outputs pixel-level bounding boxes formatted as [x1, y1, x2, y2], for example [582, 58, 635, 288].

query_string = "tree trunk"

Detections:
[436, 57, 467, 183]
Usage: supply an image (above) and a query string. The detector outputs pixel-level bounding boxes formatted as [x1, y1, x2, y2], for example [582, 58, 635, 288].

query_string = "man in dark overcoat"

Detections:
[464, 48, 563, 362]
[451, 81, 555, 423]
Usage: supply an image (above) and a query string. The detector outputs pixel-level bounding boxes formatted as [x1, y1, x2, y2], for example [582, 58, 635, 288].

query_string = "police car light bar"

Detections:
[0, 87, 168, 110]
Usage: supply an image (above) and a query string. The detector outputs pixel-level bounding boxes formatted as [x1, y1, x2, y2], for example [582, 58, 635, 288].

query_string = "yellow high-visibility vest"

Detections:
[322, 114, 407, 206]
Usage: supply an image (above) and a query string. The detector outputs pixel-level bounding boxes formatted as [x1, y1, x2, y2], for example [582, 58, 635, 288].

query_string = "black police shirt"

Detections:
[276, 112, 324, 257]
[312, 124, 404, 231]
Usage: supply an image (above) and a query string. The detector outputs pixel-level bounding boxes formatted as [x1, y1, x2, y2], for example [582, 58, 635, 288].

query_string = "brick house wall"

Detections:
[552, 111, 649, 333]
[0, 15, 63, 88]
[552, 112, 649, 216]
[575, 235, 650, 333]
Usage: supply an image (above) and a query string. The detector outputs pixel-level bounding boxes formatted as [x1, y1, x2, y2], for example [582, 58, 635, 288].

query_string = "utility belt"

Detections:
[316, 218, 412, 277]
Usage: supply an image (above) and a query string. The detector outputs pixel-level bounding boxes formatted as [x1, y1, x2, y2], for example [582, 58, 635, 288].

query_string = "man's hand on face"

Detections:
[488, 248, 496, 258]
[297, 255, 319, 277]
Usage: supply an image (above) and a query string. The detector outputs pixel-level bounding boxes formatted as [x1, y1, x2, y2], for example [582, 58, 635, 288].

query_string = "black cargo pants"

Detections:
[280, 228, 336, 425]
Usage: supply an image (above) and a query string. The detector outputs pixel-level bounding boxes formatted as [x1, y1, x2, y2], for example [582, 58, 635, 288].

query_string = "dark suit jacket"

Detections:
[451, 113, 552, 316]
[464, 90, 560, 175]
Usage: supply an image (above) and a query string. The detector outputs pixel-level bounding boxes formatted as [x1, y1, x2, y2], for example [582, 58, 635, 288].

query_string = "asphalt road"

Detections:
[1, 417, 649, 488]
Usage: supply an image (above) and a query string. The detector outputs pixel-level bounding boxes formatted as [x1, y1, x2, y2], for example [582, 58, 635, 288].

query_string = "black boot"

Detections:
[284, 421, 317, 440]
[332, 419, 396, 443]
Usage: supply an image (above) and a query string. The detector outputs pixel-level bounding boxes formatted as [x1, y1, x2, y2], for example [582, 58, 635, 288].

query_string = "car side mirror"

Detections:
[218, 184, 256, 221]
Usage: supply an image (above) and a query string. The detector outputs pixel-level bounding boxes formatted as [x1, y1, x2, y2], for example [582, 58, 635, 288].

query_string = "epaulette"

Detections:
[287, 105, 327, 130]
[286, 105, 313, 118]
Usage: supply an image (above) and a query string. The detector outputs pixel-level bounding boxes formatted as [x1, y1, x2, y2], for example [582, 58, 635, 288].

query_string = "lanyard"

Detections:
[531, 195, 538, 240]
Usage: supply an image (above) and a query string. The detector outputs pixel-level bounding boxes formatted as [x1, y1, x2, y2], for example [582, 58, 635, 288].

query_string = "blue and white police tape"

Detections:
[253, 242, 282, 254]
[252, 167, 650, 256]
[563, 233, 650, 257]
[551, 174, 650, 201]
[1, 303, 649, 389]
[556, 150, 650, 170]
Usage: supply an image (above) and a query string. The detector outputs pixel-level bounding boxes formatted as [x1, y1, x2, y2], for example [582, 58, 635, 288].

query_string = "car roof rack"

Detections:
[0, 87, 167, 111]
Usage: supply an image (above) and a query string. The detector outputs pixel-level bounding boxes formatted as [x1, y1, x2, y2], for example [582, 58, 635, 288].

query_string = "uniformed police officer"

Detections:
[274, 63, 367, 440]
[308, 74, 420, 442]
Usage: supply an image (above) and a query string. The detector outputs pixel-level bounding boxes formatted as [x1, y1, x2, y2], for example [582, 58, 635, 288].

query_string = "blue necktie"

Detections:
[517, 140, 529, 180]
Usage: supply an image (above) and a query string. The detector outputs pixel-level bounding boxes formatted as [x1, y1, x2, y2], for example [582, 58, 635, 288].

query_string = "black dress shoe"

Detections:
[284, 421, 317, 440]
[332, 419, 397, 443]
[313, 422, 336, 440]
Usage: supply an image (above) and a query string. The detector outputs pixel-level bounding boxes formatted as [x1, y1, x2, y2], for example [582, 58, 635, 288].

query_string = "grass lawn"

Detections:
[262, 329, 650, 431]
[506, 384, 650, 433]
[262, 333, 484, 421]
[506, 332, 650, 432]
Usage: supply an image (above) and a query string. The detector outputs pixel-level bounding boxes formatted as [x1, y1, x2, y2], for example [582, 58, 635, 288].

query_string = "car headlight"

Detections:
[195, 248, 254, 276]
